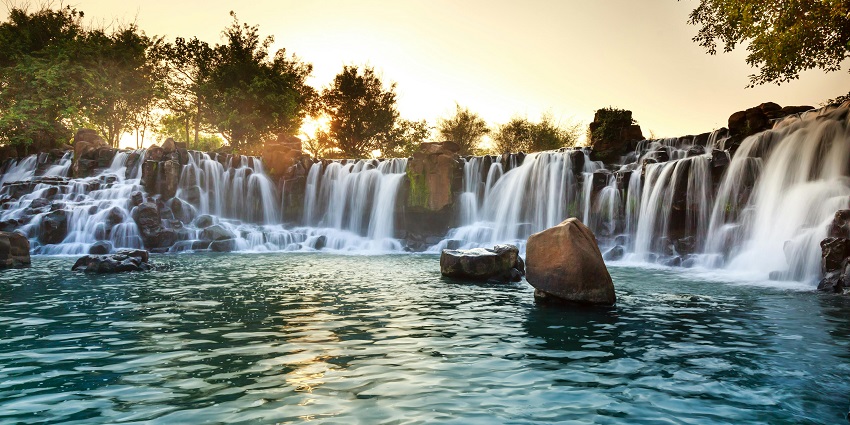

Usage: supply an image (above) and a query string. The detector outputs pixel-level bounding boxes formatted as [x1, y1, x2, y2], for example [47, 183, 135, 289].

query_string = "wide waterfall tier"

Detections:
[0, 150, 147, 255]
[431, 103, 849, 286]
[433, 149, 603, 252]
[301, 158, 409, 252]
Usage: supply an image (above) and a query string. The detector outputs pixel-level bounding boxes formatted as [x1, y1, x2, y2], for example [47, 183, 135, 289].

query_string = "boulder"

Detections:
[89, 241, 112, 254]
[38, 209, 67, 245]
[526, 218, 616, 305]
[818, 237, 850, 293]
[71, 249, 151, 273]
[440, 244, 524, 283]
[828, 210, 850, 238]
[602, 245, 625, 261]
[200, 224, 236, 241]
[132, 203, 161, 236]
[210, 238, 236, 252]
[194, 214, 215, 229]
[162, 138, 177, 154]
[161, 160, 181, 199]
[0, 231, 30, 268]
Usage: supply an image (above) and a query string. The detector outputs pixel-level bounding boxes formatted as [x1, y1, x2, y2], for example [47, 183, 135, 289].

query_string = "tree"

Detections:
[202, 12, 316, 152]
[380, 119, 431, 158]
[687, 0, 850, 86]
[0, 6, 87, 152]
[80, 25, 166, 147]
[321, 65, 399, 158]
[437, 104, 489, 155]
[493, 115, 580, 154]
[528, 113, 581, 152]
[158, 36, 215, 149]
[493, 117, 533, 154]
[157, 113, 223, 151]
[302, 130, 334, 159]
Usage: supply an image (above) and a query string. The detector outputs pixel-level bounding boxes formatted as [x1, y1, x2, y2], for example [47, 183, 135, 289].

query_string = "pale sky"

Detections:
[7, 1, 850, 143]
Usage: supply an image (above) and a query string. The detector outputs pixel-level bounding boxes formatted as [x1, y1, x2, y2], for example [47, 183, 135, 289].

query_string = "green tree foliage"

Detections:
[158, 36, 215, 150]
[822, 90, 850, 106]
[202, 12, 316, 152]
[380, 119, 431, 158]
[437, 104, 490, 155]
[0, 6, 87, 151]
[687, 0, 850, 86]
[79, 26, 166, 147]
[321, 65, 399, 158]
[493, 117, 532, 154]
[493, 115, 581, 154]
[528, 113, 581, 152]
[157, 113, 223, 151]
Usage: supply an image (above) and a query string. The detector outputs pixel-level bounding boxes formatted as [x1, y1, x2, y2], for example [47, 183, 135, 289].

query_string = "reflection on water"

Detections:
[0, 254, 848, 424]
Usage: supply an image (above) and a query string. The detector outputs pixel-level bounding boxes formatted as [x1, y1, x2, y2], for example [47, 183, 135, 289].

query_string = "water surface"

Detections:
[1, 254, 848, 424]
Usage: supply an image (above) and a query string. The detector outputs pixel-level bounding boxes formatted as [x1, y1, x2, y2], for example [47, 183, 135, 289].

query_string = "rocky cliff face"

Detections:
[401, 141, 462, 247]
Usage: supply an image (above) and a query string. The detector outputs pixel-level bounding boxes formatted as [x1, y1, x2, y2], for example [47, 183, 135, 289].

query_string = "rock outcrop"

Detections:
[0, 231, 30, 268]
[588, 109, 643, 164]
[440, 244, 524, 283]
[403, 141, 461, 245]
[71, 249, 152, 273]
[526, 218, 616, 305]
[72, 128, 110, 177]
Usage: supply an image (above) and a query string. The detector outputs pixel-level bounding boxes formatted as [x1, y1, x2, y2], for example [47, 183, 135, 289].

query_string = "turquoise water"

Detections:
[1, 254, 849, 424]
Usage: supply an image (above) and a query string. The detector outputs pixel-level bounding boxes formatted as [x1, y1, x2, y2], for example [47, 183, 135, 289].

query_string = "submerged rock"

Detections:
[0, 231, 30, 268]
[526, 218, 616, 306]
[440, 244, 524, 283]
[71, 249, 151, 273]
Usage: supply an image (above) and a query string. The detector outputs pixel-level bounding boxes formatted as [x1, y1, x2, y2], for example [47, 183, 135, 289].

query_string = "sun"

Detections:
[299, 115, 330, 140]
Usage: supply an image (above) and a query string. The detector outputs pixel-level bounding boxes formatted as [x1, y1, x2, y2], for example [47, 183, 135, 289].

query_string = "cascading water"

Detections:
[0, 150, 146, 255]
[434, 150, 599, 252]
[299, 158, 409, 251]
[702, 105, 850, 281]
[1, 103, 847, 287]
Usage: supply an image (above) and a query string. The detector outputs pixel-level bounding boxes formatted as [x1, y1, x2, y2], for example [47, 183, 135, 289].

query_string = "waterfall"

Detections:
[176, 152, 279, 224]
[298, 158, 409, 252]
[703, 106, 850, 281]
[435, 150, 593, 251]
[0, 151, 146, 255]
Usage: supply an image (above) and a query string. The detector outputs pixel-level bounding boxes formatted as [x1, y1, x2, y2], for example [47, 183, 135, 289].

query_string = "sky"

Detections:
[6, 0, 849, 144]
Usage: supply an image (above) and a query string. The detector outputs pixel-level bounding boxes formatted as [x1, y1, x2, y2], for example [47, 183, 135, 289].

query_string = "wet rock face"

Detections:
[526, 218, 615, 306]
[131, 202, 176, 249]
[818, 237, 850, 293]
[263, 134, 304, 179]
[201, 224, 236, 241]
[71, 249, 151, 273]
[38, 209, 68, 245]
[0, 231, 30, 268]
[440, 244, 524, 283]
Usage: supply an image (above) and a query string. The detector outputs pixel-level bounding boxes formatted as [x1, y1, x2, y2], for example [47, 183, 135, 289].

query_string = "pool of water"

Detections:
[1, 253, 849, 424]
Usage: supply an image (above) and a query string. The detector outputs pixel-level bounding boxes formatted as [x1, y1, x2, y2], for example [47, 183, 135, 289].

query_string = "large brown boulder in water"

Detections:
[0, 231, 30, 268]
[526, 218, 616, 305]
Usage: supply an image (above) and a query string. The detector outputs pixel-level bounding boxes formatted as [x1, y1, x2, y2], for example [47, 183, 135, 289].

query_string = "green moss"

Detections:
[406, 168, 430, 208]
